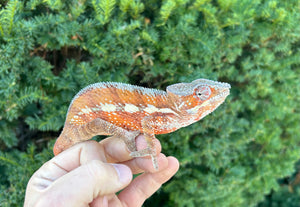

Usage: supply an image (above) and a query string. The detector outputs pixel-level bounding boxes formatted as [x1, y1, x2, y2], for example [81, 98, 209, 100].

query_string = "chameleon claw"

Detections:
[151, 154, 158, 170]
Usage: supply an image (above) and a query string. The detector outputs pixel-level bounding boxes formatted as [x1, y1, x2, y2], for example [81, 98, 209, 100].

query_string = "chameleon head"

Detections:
[167, 79, 231, 121]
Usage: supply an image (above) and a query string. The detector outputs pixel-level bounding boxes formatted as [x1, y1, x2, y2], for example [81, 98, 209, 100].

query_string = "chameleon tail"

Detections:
[53, 125, 81, 156]
[53, 131, 74, 156]
[53, 137, 64, 156]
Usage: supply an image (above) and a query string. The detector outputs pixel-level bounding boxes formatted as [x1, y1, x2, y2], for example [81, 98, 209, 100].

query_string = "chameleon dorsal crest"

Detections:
[53, 79, 231, 170]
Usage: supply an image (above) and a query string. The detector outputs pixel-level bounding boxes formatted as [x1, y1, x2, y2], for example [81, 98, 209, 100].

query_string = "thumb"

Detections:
[37, 160, 132, 206]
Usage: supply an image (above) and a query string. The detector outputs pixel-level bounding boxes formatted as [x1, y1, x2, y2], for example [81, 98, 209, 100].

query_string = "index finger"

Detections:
[100, 134, 162, 163]
[54, 140, 106, 170]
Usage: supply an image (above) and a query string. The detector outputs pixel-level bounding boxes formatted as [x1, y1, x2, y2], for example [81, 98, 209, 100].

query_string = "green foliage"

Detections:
[0, 0, 300, 206]
[257, 162, 300, 207]
[0, 0, 21, 36]
[0, 143, 53, 207]
[92, 0, 116, 24]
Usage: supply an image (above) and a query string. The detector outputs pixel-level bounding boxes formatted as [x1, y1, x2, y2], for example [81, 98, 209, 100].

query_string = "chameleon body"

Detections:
[53, 79, 231, 169]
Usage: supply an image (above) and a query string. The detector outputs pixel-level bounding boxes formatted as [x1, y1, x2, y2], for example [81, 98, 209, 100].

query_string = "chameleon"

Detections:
[53, 79, 231, 170]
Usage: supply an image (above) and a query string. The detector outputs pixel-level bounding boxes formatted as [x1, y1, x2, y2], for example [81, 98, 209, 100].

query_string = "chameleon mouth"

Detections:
[208, 86, 231, 106]
[212, 90, 230, 100]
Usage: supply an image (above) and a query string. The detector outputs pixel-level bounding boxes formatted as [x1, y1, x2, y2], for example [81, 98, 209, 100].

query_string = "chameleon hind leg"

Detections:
[54, 117, 158, 169]
[54, 118, 139, 155]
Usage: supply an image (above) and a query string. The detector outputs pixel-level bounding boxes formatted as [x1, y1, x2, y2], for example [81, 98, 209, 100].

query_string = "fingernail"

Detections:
[112, 164, 132, 184]
[102, 196, 108, 207]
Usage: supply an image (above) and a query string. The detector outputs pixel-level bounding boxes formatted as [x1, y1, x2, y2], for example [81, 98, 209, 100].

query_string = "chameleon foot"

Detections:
[130, 147, 158, 170]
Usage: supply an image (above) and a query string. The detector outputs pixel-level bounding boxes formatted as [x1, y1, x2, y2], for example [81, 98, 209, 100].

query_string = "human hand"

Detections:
[24, 135, 179, 207]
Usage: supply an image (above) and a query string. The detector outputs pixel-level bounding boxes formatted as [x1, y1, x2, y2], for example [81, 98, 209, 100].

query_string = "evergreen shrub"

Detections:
[0, 0, 300, 206]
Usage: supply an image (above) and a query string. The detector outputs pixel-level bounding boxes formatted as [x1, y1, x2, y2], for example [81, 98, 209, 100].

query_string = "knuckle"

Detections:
[85, 160, 108, 180]
[84, 140, 104, 152]
[78, 140, 98, 149]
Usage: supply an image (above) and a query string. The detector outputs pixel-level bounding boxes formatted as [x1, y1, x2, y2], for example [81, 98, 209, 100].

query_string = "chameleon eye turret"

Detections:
[53, 79, 231, 170]
[194, 86, 211, 101]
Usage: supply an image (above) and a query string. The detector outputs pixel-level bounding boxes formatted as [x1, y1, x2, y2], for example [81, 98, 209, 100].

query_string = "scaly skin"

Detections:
[53, 79, 231, 170]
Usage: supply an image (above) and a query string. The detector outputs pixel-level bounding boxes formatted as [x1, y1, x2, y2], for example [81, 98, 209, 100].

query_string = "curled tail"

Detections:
[53, 124, 86, 156]
[53, 136, 65, 156]
[53, 127, 78, 155]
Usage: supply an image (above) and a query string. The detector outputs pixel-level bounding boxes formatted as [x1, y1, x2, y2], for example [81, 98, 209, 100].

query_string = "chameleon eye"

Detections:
[195, 86, 211, 101]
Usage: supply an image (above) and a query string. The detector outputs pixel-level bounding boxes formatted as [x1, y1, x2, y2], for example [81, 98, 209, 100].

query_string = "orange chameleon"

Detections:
[53, 79, 231, 170]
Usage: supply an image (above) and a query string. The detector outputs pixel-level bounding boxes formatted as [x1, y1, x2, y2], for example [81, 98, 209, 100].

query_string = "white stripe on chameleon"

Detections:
[200, 100, 211, 107]
[178, 102, 185, 109]
[143, 104, 179, 116]
[186, 100, 211, 114]
[124, 103, 140, 113]
[158, 108, 178, 115]
[144, 105, 158, 114]
[174, 102, 186, 111]
[81, 106, 92, 114]
[101, 103, 117, 112]
[92, 107, 101, 111]
[186, 105, 202, 114]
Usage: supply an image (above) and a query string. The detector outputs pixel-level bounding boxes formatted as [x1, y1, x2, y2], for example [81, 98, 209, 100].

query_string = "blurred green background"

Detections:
[1, 0, 300, 206]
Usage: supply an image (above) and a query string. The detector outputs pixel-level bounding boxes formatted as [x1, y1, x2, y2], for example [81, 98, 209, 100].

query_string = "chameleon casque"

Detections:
[53, 79, 231, 170]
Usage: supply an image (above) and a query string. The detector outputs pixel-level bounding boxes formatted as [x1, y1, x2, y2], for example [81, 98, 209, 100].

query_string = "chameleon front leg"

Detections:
[129, 114, 184, 170]
[130, 116, 158, 170]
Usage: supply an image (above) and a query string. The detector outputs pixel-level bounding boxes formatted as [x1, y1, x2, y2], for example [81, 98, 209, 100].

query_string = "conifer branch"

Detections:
[0, 155, 21, 167]
[0, 0, 19, 36]
[159, 0, 176, 24]
[44, 0, 63, 10]
[92, 0, 116, 24]
[0, 12, 3, 36]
